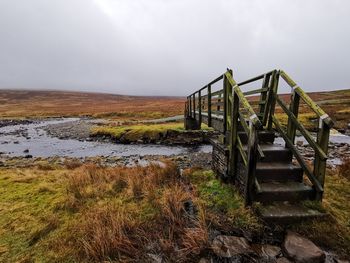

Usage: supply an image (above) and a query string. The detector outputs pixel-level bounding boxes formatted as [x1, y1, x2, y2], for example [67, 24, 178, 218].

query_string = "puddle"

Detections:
[0, 118, 212, 158]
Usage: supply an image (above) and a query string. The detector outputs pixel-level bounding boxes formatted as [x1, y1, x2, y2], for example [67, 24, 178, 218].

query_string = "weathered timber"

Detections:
[184, 68, 332, 219]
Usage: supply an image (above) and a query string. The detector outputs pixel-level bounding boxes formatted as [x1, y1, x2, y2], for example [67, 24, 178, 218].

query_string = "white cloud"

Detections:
[0, 0, 349, 95]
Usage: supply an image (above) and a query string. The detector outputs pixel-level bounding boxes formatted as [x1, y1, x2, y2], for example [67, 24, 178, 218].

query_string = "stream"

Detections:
[0, 118, 212, 158]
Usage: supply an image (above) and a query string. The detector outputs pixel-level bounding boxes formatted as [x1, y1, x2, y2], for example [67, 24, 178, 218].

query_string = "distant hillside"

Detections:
[0, 90, 184, 119]
[0, 89, 349, 130]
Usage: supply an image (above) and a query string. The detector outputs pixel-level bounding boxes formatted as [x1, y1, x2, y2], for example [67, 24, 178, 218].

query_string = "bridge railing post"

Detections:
[286, 90, 300, 145]
[198, 90, 202, 127]
[314, 121, 330, 200]
[260, 74, 271, 127]
[245, 122, 258, 206]
[192, 94, 195, 118]
[208, 85, 212, 127]
[229, 89, 239, 180]
[224, 69, 233, 143]
[267, 70, 279, 130]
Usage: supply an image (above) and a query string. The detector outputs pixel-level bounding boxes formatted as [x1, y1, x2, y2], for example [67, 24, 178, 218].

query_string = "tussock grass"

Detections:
[91, 122, 212, 143]
[0, 162, 221, 262]
[2, 162, 349, 261]
[339, 157, 350, 180]
[0, 162, 255, 262]
[91, 122, 185, 142]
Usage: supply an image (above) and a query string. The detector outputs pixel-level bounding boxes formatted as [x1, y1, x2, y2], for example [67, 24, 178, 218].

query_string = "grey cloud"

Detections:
[0, 0, 349, 95]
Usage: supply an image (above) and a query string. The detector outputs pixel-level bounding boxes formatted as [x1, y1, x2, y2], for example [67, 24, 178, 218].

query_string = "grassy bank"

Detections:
[1, 160, 349, 262]
[0, 160, 254, 262]
[91, 122, 211, 143]
[290, 160, 350, 256]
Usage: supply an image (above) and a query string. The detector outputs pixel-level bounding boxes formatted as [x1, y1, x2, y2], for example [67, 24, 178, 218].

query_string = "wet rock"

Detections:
[23, 149, 29, 153]
[24, 155, 33, 159]
[282, 231, 325, 263]
[296, 140, 304, 146]
[258, 244, 282, 260]
[211, 235, 254, 258]
[13, 141, 19, 144]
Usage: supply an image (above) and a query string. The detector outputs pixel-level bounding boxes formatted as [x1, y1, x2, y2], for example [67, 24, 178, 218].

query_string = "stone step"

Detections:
[257, 202, 326, 224]
[238, 130, 275, 144]
[256, 162, 303, 182]
[255, 181, 315, 203]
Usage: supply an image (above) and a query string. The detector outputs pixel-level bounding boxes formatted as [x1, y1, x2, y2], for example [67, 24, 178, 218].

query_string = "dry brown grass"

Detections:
[339, 157, 350, 180]
[0, 162, 256, 262]
[0, 90, 184, 119]
[77, 204, 142, 261]
[62, 162, 211, 262]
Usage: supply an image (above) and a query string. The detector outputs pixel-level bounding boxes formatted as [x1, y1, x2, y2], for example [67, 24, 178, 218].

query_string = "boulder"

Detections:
[259, 244, 281, 260]
[282, 231, 325, 263]
[211, 235, 253, 258]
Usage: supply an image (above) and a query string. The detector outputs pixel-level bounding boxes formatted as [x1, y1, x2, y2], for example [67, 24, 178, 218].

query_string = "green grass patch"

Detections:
[274, 112, 318, 131]
[91, 122, 211, 142]
[185, 169, 260, 230]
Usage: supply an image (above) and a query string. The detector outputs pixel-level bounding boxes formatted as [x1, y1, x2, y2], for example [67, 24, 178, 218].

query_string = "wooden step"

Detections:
[255, 181, 315, 203]
[257, 202, 326, 224]
[238, 130, 275, 144]
[243, 144, 292, 162]
[256, 162, 303, 182]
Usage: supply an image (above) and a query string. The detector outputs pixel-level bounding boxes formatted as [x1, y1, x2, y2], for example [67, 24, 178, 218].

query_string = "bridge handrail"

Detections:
[273, 70, 332, 199]
[279, 70, 334, 127]
[224, 72, 262, 128]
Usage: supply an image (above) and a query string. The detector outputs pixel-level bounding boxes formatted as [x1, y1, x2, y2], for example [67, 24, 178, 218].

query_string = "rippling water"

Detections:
[0, 118, 212, 158]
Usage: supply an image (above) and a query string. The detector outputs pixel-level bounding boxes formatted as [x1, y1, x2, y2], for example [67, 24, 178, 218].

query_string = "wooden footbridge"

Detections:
[184, 69, 334, 222]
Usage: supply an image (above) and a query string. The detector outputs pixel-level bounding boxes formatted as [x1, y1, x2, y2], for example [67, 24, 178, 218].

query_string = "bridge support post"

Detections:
[185, 116, 200, 130]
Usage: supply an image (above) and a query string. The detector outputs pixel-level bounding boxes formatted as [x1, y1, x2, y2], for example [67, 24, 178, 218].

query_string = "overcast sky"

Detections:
[0, 0, 349, 96]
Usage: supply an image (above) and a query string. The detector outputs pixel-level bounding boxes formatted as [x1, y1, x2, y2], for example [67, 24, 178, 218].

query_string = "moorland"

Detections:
[0, 89, 350, 262]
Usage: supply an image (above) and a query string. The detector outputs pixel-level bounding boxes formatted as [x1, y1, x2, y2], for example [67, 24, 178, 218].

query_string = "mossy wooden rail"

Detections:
[184, 69, 334, 215]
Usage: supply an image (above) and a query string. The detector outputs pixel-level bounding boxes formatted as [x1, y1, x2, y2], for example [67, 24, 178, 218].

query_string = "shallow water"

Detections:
[275, 132, 350, 166]
[275, 132, 350, 146]
[0, 118, 212, 158]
